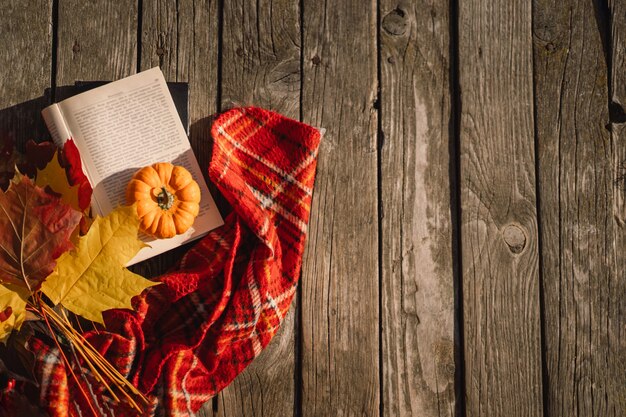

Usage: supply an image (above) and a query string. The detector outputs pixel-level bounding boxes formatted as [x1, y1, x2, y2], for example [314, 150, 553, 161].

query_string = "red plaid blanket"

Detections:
[4, 107, 321, 416]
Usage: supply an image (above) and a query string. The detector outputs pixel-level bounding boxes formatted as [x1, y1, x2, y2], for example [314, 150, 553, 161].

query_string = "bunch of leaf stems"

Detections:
[27, 293, 149, 414]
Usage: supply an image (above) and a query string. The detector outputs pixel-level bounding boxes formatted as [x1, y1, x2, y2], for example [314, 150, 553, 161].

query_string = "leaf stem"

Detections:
[42, 304, 148, 408]
[37, 295, 100, 416]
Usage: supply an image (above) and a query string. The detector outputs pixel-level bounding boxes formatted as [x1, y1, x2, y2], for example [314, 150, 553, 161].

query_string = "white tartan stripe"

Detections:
[181, 355, 197, 415]
[250, 329, 263, 356]
[247, 184, 308, 233]
[215, 119, 263, 182]
[265, 291, 284, 322]
[262, 143, 318, 208]
[217, 125, 314, 195]
[40, 350, 58, 403]
[222, 283, 297, 332]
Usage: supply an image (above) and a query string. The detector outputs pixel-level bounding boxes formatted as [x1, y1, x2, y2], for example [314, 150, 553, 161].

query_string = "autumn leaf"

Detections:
[18, 140, 56, 178]
[0, 136, 21, 191]
[35, 150, 81, 211]
[33, 143, 93, 235]
[0, 284, 29, 344]
[13, 139, 92, 212]
[41, 205, 159, 324]
[61, 139, 92, 211]
[0, 173, 82, 291]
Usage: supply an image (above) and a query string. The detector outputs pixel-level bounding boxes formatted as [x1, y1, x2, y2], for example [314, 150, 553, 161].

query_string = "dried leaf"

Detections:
[35, 150, 81, 212]
[61, 139, 92, 211]
[18, 140, 56, 178]
[0, 173, 82, 291]
[0, 136, 21, 191]
[41, 205, 159, 324]
[0, 284, 29, 344]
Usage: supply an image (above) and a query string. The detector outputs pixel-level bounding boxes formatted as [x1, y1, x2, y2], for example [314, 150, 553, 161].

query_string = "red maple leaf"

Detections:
[18, 140, 56, 178]
[0, 174, 81, 292]
[60, 139, 92, 211]
[19, 139, 92, 213]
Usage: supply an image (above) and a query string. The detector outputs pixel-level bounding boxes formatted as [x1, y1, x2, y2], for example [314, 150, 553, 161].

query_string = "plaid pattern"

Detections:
[8, 107, 321, 417]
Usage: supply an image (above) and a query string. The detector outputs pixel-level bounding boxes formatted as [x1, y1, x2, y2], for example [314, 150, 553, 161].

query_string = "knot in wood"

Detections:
[502, 224, 526, 254]
[72, 41, 80, 54]
[382, 8, 408, 36]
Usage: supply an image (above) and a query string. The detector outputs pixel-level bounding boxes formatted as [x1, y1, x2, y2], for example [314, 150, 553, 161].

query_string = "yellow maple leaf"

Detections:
[0, 284, 29, 344]
[41, 205, 159, 324]
[35, 151, 80, 211]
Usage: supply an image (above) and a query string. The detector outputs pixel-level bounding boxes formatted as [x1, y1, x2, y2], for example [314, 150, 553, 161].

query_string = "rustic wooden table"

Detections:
[0, 1, 624, 416]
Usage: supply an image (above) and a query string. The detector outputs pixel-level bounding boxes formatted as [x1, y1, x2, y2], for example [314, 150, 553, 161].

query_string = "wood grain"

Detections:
[379, 0, 455, 416]
[300, 1, 379, 416]
[458, 0, 543, 416]
[533, 0, 626, 415]
[140, 1, 220, 414]
[139, 0, 220, 279]
[58, 0, 145, 279]
[0, 0, 52, 146]
[56, 1, 137, 93]
[608, 1, 626, 412]
[6, 2, 626, 416]
[214, 0, 301, 416]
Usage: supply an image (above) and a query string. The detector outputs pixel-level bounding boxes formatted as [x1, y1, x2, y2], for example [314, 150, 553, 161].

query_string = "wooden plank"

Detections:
[458, 0, 543, 416]
[140, 1, 220, 415]
[140, 0, 219, 177]
[56, 1, 137, 93]
[533, 0, 626, 415]
[608, 1, 626, 412]
[56, 1, 146, 283]
[300, 1, 379, 415]
[139, 0, 220, 281]
[379, 1, 456, 416]
[0, 0, 52, 146]
[213, 0, 301, 416]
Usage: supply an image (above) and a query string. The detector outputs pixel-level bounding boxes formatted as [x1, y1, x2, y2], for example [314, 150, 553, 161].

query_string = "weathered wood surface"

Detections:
[609, 0, 626, 413]
[140, 1, 220, 414]
[458, 0, 544, 416]
[56, 1, 137, 95]
[139, 0, 220, 273]
[534, 0, 626, 414]
[1, 0, 625, 416]
[300, 1, 380, 416]
[379, 0, 456, 416]
[213, 0, 301, 416]
[0, 0, 51, 145]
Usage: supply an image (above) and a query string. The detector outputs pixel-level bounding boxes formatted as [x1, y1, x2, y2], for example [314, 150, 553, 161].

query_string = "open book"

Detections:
[42, 67, 223, 265]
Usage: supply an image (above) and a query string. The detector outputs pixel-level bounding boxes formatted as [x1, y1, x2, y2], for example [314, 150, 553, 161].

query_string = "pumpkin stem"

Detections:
[156, 186, 174, 210]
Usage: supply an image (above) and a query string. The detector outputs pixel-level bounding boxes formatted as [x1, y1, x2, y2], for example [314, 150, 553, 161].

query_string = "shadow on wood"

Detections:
[0, 92, 51, 149]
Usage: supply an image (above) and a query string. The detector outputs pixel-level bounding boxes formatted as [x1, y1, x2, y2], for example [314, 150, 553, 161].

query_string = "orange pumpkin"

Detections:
[126, 162, 201, 239]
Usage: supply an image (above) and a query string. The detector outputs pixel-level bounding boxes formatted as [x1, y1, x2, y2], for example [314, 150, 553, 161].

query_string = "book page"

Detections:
[41, 104, 73, 147]
[50, 67, 223, 265]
